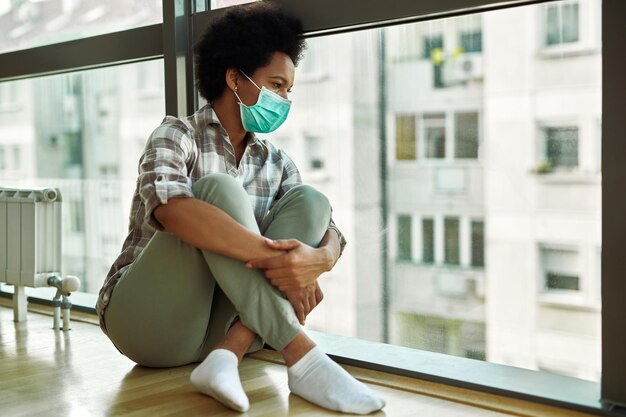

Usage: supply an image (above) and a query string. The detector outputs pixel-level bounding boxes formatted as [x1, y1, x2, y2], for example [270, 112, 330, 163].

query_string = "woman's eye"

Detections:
[272, 82, 281, 89]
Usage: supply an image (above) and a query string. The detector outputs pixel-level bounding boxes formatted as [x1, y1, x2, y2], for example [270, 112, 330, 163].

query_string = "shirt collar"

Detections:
[202, 104, 261, 147]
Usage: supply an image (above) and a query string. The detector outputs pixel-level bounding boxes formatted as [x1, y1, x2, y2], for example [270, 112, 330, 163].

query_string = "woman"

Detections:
[96, 2, 385, 415]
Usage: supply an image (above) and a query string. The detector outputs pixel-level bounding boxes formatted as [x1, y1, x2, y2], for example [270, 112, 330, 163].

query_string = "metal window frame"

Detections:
[0, 0, 624, 413]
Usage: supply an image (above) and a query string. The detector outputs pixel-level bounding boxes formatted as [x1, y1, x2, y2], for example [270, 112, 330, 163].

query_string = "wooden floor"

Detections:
[0, 306, 596, 417]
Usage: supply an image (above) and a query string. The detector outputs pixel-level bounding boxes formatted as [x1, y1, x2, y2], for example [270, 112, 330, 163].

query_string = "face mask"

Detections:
[234, 71, 291, 133]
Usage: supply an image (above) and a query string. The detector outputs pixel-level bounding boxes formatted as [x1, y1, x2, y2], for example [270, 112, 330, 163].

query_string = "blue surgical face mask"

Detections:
[234, 71, 291, 133]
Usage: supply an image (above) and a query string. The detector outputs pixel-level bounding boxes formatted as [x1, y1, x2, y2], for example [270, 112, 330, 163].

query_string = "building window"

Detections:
[422, 218, 435, 263]
[455, 112, 479, 159]
[397, 215, 412, 261]
[304, 133, 325, 170]
[459, 30, 482, 53]
[444, 217, 460, 265]
[422, 35, 443, 59]
[541, 247, 580, 292]
[545, 127, 578, 168]
[395, 114, 416, 160]
[422, 35, 445, 88]
[545, 2, 580, 46]
[471, 220, 484, 267]
[424, 113, 446, 159]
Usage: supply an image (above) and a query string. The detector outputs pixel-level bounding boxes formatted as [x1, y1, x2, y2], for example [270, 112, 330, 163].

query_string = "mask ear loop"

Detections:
[233, 86, 245, 105]
[240, 70, 262, 90]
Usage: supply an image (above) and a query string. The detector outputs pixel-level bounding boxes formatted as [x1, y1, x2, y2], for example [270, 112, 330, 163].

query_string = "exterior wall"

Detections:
[483, 1, 601, 380]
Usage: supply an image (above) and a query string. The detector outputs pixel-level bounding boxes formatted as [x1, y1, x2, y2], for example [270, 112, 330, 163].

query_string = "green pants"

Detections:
[104, 173, 331, 367]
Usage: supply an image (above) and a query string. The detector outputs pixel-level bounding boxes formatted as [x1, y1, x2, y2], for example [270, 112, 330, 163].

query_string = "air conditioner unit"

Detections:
[445, 54, 484, 84]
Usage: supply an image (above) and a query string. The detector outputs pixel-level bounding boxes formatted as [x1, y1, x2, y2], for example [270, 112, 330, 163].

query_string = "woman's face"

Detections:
[238, 51, 295, 105]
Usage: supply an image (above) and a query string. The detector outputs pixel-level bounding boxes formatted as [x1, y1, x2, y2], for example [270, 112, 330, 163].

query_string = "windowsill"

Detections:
[395, 159, 481, 166]
[395, 259, 484, 271]
[538, 44, 600, 59]
[308, 330, 611, 416]
[0, 285, 613, 416]
[532, 170, 601, 185]
[538, 292, 601, 313]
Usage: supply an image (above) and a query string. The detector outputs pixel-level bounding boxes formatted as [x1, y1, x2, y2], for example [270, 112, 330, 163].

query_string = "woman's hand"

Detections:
[245, 239, 333, 291]
[283, 282, 324, 325]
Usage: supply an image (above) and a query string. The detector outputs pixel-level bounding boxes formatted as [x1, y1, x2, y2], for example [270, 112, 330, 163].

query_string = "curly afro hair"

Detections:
[193, 2, 306, 102]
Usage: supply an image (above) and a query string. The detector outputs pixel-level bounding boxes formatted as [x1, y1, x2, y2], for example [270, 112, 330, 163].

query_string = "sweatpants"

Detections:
[104, 173, 331, 367]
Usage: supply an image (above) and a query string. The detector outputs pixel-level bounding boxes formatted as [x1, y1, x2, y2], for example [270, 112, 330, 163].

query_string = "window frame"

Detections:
[0, 0, 623, 413]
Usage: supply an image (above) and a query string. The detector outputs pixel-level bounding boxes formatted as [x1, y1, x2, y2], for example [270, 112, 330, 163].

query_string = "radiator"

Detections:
[1, 187, 63, 322]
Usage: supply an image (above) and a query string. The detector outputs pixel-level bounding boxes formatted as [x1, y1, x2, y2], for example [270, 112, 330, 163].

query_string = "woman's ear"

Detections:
[225, 68, 240, 92]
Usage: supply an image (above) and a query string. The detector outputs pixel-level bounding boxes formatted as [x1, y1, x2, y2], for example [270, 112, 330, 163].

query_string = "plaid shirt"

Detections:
[96, 104, 346, 334]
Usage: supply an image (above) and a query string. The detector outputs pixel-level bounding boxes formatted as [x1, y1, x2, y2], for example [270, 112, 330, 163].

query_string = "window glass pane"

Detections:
[541, 247, 580, 291]
[471, 220, 484, 267]
[395, 114, 416, 160]
[0, 0, 162, 53]
[545, 2, 580, 46]
[422, 218, 435, 263]
[223, 0, 601, 382]
[0, 60, 165, 294]
[422, 35, 443, 59]
[444, 217, 460, 265]
[426, 126, 446, 158]
[545, 127, 578, 168]
[455, 112, 479, 159]
[460, 31, 482, 53]
[397, 215, 412, 261]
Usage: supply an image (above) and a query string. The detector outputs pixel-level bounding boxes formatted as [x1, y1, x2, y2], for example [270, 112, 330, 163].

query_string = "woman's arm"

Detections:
[245, 227, 342, 291]
[154, 196, 284, 261]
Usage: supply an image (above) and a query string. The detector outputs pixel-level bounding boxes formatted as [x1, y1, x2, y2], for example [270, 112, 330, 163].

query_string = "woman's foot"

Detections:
[190, 349, 249, 412]
[287, 346, 385, 415]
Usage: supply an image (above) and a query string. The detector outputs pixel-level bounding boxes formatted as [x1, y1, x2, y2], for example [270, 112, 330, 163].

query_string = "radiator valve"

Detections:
[47, 275, 81, 331]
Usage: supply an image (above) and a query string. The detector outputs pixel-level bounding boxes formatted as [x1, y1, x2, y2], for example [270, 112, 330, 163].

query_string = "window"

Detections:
[1, 0, 614, 405]
[471, 220, 484, 267]
[422, 35, 445, 88]
[459, 30, 482, 53]
[0, 0, 163, 54]
[397, 215, 412, 261]
[541, 247, 580, 292]
[455, 113, 479, 159]
[444, 217, 460, 265]
[545, 2, 580, 46]
[424, 114, 446, 159]
[304, 133, 325, 170]
[0, 60, 165, 294]
[395, 115, 416, 160]
[422, 218, 435, 263]
[544, 127, 579, 168]
[422, 35, 443, 59]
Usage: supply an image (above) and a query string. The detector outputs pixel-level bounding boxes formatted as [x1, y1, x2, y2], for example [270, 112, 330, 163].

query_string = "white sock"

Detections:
[287, 347, 385, 414]
[190, 349, 249, 412]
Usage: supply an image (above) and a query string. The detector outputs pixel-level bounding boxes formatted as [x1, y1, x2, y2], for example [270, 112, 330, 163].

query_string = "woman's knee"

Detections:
[192, 173, 248, 208]
[286, 184, 331, 215]
[192, 173, 240, 197]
